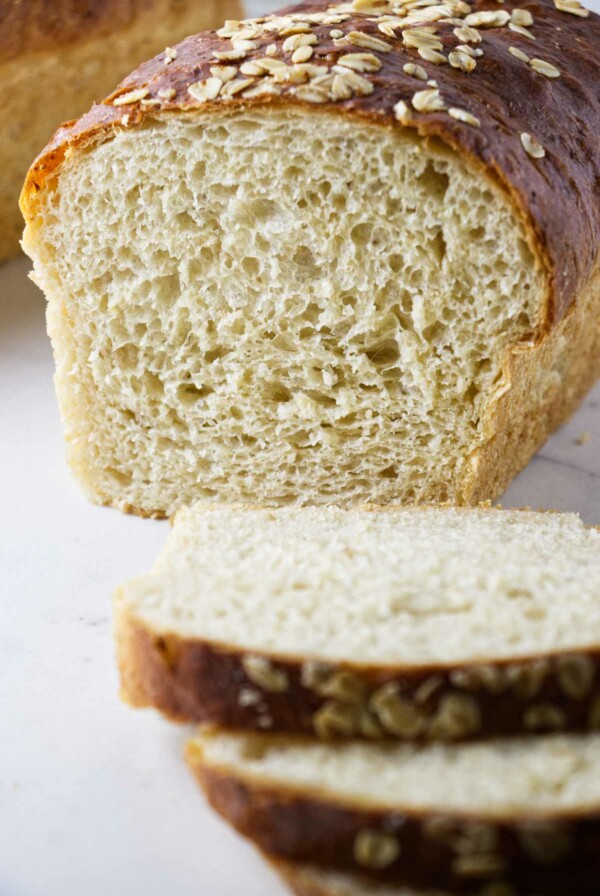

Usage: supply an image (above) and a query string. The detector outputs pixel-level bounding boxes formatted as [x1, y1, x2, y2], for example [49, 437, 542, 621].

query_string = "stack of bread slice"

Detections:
[116, 504, 600, 895]
[19, 0, 600, 889]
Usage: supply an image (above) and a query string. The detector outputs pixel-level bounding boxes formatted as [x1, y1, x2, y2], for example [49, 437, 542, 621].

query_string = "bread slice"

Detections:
[0, 0, 242, 263]
[116, 504, 600, 741]
[21, 2, 600, 516]
[187, 727, 600, 894]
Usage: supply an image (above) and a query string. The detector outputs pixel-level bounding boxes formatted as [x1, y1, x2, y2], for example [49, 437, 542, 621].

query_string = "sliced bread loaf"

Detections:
[187, 728, 600, 894]
[116, 505, 600, 741]
[21, 1, 600, 515]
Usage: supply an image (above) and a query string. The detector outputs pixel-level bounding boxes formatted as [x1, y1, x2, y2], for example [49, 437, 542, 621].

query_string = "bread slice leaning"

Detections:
[115, 504, 600, 742]
[21, 1, 600, 516]
[187, 727, 600, 895]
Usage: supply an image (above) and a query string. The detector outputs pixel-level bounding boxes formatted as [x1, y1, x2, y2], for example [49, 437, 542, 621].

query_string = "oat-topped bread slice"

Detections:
[21, 0, 600, 516]
[188, 727, 600, 894]
[0, 0, 242, 262]
[115, 504, 600, 741]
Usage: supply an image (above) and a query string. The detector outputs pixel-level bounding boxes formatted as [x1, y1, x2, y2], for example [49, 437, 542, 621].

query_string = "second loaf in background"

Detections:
[21, 0, 600, 516]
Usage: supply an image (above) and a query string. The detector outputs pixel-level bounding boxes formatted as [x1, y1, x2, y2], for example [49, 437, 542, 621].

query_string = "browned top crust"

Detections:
[21, 0, 600, 324]
[119, 611, 600, 742]
[0, 0, 167, 62]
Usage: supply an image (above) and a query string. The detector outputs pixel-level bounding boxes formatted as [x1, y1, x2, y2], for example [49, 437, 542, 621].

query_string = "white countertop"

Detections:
[2, 1, 599, 893]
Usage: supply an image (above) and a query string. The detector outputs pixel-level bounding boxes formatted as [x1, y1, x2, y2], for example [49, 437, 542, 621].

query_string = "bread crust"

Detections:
[187, 740, 600, 894]
[469, 268, 600, 502]
[21, 0, 600, 323]
[115, 596, 600, 742]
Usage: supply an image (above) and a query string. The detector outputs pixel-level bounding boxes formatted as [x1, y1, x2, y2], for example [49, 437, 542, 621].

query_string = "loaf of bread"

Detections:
[1, 0, 241, 262]
[188, 727, 600, 894]
[116, 504, 600, 741]
[21, 0, 600, 516]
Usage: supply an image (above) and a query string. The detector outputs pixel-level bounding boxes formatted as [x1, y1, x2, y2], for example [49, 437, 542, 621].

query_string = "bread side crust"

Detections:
[115, 577, 600, 741]
[467, 266, 600, 503]
[187, 743, 600, 894]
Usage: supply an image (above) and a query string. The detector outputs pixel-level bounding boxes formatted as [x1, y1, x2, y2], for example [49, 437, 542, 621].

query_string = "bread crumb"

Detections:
[576, 431, 592, 445]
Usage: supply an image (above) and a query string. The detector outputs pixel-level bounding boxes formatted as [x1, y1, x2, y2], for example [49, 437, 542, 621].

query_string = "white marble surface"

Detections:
[1, 2, 599, 894]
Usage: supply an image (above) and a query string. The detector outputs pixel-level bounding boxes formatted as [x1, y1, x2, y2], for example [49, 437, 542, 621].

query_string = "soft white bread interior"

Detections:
[192, 727, 600, 816]
[26, 107, 545, 514]
[118, 505, 600, 665]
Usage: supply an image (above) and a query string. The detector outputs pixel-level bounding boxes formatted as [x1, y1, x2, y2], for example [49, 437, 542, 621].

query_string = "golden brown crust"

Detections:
[116, 597, 600, 742]
[21, 0, 600, 323]
[188, 746, 600, 895]
[466, 265, 600, 502]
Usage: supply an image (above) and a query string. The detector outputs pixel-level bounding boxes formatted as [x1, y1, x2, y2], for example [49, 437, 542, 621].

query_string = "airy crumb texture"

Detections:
[121, 505, 600, 664]
[194, 728, 600, 815]
[29, 108, 543, 514]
